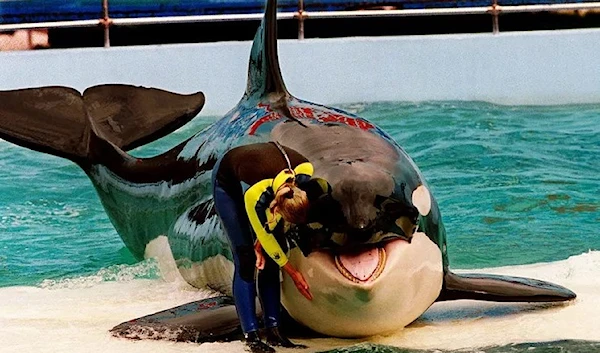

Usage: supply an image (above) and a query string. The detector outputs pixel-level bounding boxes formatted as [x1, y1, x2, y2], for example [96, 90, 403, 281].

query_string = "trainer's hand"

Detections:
[283, 263, 313, 300]
[254, 242, 265, 270]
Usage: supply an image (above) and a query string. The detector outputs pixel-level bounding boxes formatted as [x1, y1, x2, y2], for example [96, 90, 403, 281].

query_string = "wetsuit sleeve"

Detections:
[244, 180, 289, 267]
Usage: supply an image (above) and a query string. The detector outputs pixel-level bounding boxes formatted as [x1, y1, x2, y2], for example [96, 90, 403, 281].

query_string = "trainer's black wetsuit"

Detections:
[211, 142, 330, 334]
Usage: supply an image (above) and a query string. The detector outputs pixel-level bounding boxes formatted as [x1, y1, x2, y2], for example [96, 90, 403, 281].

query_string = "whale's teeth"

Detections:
[334, 247, 386, 283]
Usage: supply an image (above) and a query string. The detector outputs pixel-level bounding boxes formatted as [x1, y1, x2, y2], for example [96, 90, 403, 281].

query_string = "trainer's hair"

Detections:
[270, 182, 309, 224]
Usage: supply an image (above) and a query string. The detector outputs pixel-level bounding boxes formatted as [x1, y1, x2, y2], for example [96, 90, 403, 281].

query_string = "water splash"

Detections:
[39, 259, 162, 289]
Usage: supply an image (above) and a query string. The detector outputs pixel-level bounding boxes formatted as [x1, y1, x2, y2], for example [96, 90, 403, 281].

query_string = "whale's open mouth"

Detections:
[334, 246, 387, 283]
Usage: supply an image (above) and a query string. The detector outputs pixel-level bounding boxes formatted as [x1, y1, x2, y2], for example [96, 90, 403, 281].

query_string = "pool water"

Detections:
[0, 101, 598, 353]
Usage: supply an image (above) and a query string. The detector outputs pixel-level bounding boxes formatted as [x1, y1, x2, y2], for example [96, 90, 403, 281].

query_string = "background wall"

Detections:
[1, 28, 600, 116]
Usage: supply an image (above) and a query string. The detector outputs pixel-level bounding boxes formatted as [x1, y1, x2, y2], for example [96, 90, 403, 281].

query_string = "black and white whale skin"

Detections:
[0, 0, 575, 340]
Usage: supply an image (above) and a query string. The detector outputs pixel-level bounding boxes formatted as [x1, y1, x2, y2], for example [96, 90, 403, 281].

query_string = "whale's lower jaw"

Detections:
[281, 233, 444, 337]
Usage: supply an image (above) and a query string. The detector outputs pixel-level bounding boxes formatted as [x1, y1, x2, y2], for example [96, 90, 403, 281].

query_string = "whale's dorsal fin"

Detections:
[437, 272, 576, 302]
[244, 0, 288, 101]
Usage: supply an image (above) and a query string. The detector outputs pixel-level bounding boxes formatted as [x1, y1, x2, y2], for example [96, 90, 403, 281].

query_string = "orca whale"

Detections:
[0, 0, 575, 342]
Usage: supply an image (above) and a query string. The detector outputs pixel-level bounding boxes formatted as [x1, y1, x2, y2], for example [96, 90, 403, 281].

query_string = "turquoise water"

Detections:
[0, 101, 598, 288]
[1, 101, 599, 353]
[358, 102, 600, 269]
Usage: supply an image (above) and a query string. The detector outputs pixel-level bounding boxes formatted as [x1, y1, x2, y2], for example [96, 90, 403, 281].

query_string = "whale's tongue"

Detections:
[335, 247, 386, 282]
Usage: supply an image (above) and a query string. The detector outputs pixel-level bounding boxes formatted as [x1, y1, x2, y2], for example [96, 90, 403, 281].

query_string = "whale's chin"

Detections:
[281, 232, 444, 337]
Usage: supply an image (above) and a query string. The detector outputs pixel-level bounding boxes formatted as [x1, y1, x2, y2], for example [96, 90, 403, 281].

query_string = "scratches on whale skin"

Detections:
[338, 158, 365, 165]
[178, 106, 264, 163]
[247, 102, 376, 135]
[178, 99, 380, 165]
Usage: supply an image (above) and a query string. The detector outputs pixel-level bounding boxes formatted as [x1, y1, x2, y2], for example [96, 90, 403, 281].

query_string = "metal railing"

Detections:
[1, 1, 600, 47]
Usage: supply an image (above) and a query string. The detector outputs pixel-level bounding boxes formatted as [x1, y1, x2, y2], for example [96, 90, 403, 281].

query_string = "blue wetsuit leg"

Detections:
[258, 255, 282, 328]
[212, 177, 259, 334]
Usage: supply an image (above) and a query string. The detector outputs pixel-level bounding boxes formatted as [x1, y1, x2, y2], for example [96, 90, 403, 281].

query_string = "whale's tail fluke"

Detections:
[437, 271, 576, 302]
[0, 84, 205, 167]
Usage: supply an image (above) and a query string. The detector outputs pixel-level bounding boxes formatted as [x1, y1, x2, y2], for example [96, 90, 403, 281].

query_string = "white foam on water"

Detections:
[1, 251, 599, 353]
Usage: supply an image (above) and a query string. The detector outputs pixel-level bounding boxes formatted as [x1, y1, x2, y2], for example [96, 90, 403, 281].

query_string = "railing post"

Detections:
[102, 0, 111, 47]
[6, 3, 600, 40]
[297, 0, 305, 40]
[491, 0, 500, 34]
[27, 30, 34, 49]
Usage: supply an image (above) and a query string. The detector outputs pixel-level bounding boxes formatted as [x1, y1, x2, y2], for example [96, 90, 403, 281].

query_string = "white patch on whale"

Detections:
[412, 184, 432, 216]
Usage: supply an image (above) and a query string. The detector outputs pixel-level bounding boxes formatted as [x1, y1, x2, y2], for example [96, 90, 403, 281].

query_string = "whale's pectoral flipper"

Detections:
[437, 272, 576, 302]
[110, 296, 243, 342]
[0, 85, 204, 163]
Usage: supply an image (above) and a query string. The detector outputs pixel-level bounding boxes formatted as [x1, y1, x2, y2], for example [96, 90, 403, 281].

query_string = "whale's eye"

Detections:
[373, 195, 419, 241]
[394, 216, 417, 239]
[412, 185, 431, 216]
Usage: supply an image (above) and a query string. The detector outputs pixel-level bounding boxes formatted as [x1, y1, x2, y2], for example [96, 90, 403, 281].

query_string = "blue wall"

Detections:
[1, 0, 595, 24]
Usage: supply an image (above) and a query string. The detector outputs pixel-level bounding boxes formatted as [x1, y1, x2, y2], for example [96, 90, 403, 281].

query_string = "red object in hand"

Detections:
[283, 262, 313, 301]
